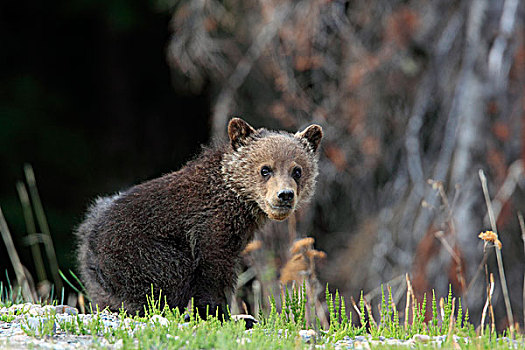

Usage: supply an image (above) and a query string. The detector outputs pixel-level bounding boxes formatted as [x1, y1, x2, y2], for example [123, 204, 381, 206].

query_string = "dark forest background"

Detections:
[0, 0, 210, 275]
[1, 0, 525, 331]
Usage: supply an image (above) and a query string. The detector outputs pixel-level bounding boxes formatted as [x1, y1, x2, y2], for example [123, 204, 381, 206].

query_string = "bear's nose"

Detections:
[277, 190, 294, 203]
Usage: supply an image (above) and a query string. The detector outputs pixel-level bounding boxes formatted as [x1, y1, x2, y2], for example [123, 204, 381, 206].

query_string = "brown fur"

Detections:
[75, 118, 322, 317]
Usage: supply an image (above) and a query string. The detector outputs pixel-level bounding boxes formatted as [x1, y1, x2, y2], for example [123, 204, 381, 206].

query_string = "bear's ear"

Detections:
[296, 124, 323, 152]
[228, 118, 257, 150]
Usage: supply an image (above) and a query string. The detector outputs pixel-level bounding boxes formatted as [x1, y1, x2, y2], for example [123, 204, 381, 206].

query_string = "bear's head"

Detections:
[222, 118, 323, 221]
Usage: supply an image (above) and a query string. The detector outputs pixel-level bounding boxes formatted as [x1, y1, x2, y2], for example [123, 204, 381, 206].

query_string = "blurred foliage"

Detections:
[166, 0, 525, 329]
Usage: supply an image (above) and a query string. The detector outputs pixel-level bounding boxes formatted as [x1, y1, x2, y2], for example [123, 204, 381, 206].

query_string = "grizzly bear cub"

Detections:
[75, 118, 322, 318]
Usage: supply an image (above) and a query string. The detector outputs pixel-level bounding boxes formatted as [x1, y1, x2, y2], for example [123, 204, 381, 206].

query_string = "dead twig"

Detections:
[518, 212, 525, 330]
[479, 169, 514, 337]
[350, 296, 361, 319]
[434, 231, 461, 263]
[404, 274, 412, 330]
[428, 180, 466, 293]
[78, 293, 85, 314]
[363, 297, 377, 328]
[0, 207, 34, 302]
[480, 273, 495, 336]
[489, 278, 496, 335]
[405, 274, 418, 327]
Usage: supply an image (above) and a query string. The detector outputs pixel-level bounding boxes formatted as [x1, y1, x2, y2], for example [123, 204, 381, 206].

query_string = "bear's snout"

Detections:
[277, 189, 294, 204]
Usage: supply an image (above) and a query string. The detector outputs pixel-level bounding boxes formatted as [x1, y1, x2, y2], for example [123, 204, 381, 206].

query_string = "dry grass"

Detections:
[0, 207, 34, 302]
[518, 212, 525, 330]
[479, 169, 514, 337]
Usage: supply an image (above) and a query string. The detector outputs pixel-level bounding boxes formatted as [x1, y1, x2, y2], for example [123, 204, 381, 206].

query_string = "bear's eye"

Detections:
[292, 167, 302, 180]
[260, 166, 272, 178]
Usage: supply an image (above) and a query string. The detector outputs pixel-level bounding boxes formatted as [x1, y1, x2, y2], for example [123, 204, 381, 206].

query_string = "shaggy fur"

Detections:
[75, 118, 322, 317]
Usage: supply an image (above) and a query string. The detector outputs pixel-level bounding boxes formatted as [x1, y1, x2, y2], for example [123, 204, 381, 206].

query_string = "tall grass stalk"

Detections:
[404, 274, 411, 331]
[24, 164, 62, 292]
[0, 207, 33, 302]
[479, 169, 514, 337]
[518, 212, 525, 329]
[16, 181, 47, 283]
[480, 273, 495, 336]
[59, 270, 89, 300]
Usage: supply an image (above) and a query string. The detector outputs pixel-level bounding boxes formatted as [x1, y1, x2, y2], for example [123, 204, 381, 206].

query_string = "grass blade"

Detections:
[0, 207, 34, 302]
[24, 164, 62, 292]
[59, 270, 89, 301]
[16, 181, 47, 283]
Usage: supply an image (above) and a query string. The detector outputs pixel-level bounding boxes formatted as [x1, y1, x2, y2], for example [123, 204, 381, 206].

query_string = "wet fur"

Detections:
[75, 119, 322, 317]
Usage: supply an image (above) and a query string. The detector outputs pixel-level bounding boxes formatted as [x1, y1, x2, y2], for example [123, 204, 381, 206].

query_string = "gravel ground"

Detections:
[0, 303, 124, 349]
[1, 303, 522, 349]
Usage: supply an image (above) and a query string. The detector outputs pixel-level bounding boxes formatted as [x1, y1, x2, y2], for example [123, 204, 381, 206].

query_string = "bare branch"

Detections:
[212, 2, 293, 137]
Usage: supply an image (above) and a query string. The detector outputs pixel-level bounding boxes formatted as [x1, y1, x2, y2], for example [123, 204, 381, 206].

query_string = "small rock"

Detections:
[122, 318, 134, 329]
[102, 320, 119, 329]
[299, 329, 314, 335]
[27, 305, 57, 316]
[299, 329, 316, 343]
[413, 334, 431, 342]
[27, 308, 41, 316]
[42, 305, 56, 313]
[385, 339, 400, 345]
[150, 315, 169, 327]
[434, 335, 446, 342]
[404, 339, 416, 346]
[55, 305, 78, 315]
[353, 340, 371, 350]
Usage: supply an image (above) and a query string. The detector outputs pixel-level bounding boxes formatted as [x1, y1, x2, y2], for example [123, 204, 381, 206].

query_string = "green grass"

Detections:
[1, 280, 523, 349]
[2, 166, 522, 348]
